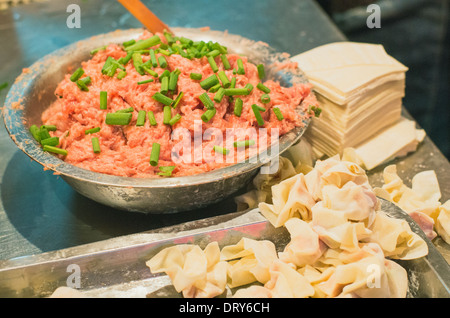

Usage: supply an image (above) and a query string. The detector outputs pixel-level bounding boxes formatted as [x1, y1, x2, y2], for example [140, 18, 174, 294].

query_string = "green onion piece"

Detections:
[179, 36, 193, 46]
[141, 65, 158, 77]
[43, 145, 67, 156]
[101, 57, 114, 74]
[122, 39, 136, 47]
[158, 165, 176, 177]
[90, 45, 106, 55]
[150, 142, 160, 166]
[190, 72, 202, 80]
[230, 77, 236, 88]
[70, 68, 84, 82]
[220, 54, 231, 70]
[76, 77, 91, 92]
[237, 59, 245, 74]
[148, 111, 157, 126]
[207, 56, 219, 73]
[39, 127, 51, 141]
[125, 35, 162, 52]
[213, 145, 229, 155]
[29, 125, 41, 142]
[253, 104, 265, 112]
[137, 78, 154, 85]
[153, 92, 174, 106]
[41, 125, 57, 131]
[117, 70, 127, 80]
[136, 110, 146, 126]
[163, 106, 172, 124]
[214, 87, 225, 103]
[171, 91, 184, 108]
[200, 74, 219, 90]
[132, 53, 145, 75]
[245, 83, 254, 93]
[201, 109, 216, 123]
[158, 55, 167, 68]
[116, 107, 134, 113]
[149, 49, 158, 67]
[257, 82, 271, 93]
[168, 113, 182, 126]
[252, 104, 265, 126]
[234, 139, 255, 148]
[163, 31, 175, 44]
[273, 107, 284, 120]
[159, 69, 170, 81]
[100, 91, 107, 109]
[168, 69, 180, 92]
[160, 76, 169, 95]
[85, 127, 101, 134]
[91, 137, 101, 154]
[257, 64, 265, 79]
[158, 49, 171, 56]
[41, 136, 59, 147]
[217, 70, 230, 88]
[118, 52, 133, 65]
[224, 88, 250, 96]
[309, 105, 322, 117]
[234, 98, 243, 117]
[199, 92, 215, 109]
[206, 49, 220, 58]
[105, 112, 132, 125]
[209, 83, 221, 93]
[261, 94, 270, 104]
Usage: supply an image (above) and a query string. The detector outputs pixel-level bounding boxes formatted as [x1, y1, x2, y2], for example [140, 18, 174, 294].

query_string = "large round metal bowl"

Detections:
[3, 27, 311, 214]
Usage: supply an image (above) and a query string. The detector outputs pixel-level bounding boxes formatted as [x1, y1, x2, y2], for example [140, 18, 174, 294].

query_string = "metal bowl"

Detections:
[2, 28, 311, 214]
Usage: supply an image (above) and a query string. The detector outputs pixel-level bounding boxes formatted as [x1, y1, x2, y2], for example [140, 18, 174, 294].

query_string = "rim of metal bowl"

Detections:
[2, 27, 311, 189]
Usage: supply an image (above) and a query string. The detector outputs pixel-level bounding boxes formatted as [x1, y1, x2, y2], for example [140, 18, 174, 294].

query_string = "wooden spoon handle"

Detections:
[117, 0, 172, 34]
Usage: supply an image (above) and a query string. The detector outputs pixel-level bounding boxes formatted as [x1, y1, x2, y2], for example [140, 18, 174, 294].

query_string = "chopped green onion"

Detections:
[163, 31, 175, 44]
[209, 83, 221, 93]
[190, 72, 202, 80]
[253, 104, 265, 112]
[309, 105, 322, 117]
[207, 56, 219, 73]
[149, 49, 158, 67]
[158, 49, 171, 56]
[41, 125, 57, 131]
[136, 110, 146, 126]
[160, 76, 169, 95]
[168, 113, 182, 126]
[116, 107, 134, 113]
[220, 54, 231, 70]
[39, 127, 51, 141]
[101, 57, 114, 74]
[252, 104, 265, 126]
[90, 45, 106, 55]
[153, 92, 174, 106]
[230, 77, 236, 88]
[261, 94, 270, 104]
[122, 39, 136, 47]
[91, 137, 101, 153]
[125, 35, 162, 52]
[213, 87, 225, 103]
[257, 82, 271, 93]
[100, 91, 107, 109]
[150, 142, 160, 166]
[43, 145, 67, 156]
[206, 49, 221, 58]
[141, 65, 158, 77]
[179, 36, 193, 46]
[41, 136, 59, 147]
[245, 83, 254, 93]
[224, 88, 250, 96]
[118, 52, 133, 65]
[158, 165, 176, 177]
[158, 55, 167, 68]
[234, 139, 255, 148]
[199, 92, 215, 109]
[163, 106, 172, 124]
[171, 91, 184, 108]
[273, 107, 284, 120]
[76, 76, 91, 92]
[201, 108, 216, 123]
[70, 68, 84, 82]
[234, 98, 243, 117]
[132, 53, 145, 75]
[29, 125, 41, 142]
[148, 111, 157, 126]
[257, 64, 265, 79]
[213, 145, 229, 155]
[85, 127, 101, 134]
[137, 78, 154, 85]
[117, 70, 127, 80]
[105, 112, 132, 125]
[237, 59, 245, 74]
[168, 69, 180, 92]
[218, 71, 230, 88]
[200, 74, 219, 90]
[159, 69, 170, 80]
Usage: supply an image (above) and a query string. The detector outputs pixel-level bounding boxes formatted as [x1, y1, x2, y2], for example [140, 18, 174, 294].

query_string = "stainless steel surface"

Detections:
[0, 200, 448, 298]
[0, 0, 448, 267]
[3, 27, 310, 214]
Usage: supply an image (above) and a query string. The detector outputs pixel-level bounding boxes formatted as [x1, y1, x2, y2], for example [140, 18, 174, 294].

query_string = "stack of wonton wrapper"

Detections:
[291, 42, 425, 170]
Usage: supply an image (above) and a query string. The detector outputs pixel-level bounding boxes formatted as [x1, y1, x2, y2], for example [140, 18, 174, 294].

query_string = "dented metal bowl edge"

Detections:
[2, 27, 311, 214]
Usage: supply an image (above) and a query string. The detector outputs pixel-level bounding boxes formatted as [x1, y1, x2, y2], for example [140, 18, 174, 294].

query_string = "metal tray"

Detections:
[0, 200, 448, 298]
